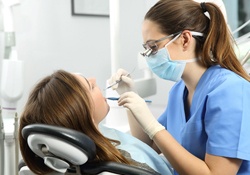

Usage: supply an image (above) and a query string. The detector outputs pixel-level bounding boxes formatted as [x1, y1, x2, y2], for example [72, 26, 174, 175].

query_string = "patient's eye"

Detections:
[91, 83, 95, 89]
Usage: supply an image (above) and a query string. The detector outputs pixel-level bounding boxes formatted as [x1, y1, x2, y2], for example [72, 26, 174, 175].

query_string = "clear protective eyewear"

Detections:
[140, 32, 181, 57]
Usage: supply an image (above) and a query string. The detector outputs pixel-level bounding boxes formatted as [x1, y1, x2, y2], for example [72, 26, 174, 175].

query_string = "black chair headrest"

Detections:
[22, 124, 96, 161]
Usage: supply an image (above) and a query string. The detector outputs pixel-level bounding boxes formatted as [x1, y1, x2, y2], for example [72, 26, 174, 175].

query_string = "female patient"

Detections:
[18, 69, 171, 175]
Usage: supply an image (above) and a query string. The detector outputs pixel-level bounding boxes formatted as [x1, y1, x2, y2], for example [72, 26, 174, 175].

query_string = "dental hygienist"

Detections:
[109, 1, 250, 175]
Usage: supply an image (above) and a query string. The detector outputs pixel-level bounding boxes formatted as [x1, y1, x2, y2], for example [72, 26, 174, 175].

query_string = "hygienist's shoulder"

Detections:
[210, 66, 250, 87]
[201, 66, 250, 97]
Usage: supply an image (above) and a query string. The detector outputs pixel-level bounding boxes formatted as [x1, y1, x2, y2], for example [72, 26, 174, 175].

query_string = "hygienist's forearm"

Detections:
[153, 130, 211, 175]
[153, 130, 241, 175]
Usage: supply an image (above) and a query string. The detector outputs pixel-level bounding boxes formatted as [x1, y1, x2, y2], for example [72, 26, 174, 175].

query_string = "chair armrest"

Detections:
[80, 162, 161, 175]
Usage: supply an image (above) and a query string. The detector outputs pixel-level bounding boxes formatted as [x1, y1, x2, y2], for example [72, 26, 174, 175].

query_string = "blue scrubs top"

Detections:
[158, 65, 250, 175]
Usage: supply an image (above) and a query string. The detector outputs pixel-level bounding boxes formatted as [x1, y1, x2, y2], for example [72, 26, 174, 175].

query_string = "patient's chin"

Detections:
[107, 104, 110, 112]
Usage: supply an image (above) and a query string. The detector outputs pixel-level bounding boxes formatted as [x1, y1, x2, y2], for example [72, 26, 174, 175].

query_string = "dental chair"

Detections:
[18, 124, 161, 175]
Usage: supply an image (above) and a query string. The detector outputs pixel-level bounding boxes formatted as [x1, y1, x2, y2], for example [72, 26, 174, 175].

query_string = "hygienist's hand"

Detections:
[108, 68, 136, 95]
[118, 92, 165, 139]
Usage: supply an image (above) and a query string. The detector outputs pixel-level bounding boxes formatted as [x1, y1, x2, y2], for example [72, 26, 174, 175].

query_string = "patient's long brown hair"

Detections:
[145, 0, 250, 81]
[19, 70, 131, 174]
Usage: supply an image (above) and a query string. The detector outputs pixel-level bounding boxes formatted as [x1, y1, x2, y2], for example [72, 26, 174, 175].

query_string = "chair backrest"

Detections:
[20, 124, 161, 175]
[22, 124, 96, 173]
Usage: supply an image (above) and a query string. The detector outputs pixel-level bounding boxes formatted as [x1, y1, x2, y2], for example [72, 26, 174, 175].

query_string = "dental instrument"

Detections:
[105, 67, 136, 90]
[232, 18, 250, 67]
[105, 73, 130, 90]
[0, 107, 4, 175]
[107, 97, 152, 103]
[105, 66, 136, 90]
[241, 50, 250, 66]
[232, 19, 250, 36]
[0, 0, 23, 174]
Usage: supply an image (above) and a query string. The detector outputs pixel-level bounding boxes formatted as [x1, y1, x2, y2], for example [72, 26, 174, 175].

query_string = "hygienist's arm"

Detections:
[119, 92, 242, 175]
[126, 110, 160, 153]
[153, 129, 242, 175]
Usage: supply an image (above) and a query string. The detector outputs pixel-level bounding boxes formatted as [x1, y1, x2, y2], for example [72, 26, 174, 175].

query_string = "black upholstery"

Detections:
[18, 159, 26, 172]
[21, 124, 161, 175]
[81, 162, 161, 175]
[22, 124, 96, 160]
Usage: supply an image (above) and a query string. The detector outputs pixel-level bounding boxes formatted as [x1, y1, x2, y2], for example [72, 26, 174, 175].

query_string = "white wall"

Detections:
[0, 0, 172, 118]
[2, 0, 249, 120]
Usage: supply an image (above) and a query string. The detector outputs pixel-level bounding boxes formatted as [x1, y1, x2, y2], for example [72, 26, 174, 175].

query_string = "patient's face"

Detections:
[74, 74, 110, 125]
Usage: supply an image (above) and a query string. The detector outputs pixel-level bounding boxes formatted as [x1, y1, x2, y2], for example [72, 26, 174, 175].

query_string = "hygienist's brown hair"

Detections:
[145, 0, 250, 81]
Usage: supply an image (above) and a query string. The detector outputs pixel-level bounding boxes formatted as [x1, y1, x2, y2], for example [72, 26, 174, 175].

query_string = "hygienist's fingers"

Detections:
[115, 69, 129, 80]
[108, 69, 130, 90]
[108, 68, 128, 85]
[121, 76, 134, 87]
[111, 83, 118, 90]
[118, 92, 138, 106]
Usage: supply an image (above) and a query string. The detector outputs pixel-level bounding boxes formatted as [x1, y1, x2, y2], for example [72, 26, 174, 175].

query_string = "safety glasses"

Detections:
[140, 32, 181, 57]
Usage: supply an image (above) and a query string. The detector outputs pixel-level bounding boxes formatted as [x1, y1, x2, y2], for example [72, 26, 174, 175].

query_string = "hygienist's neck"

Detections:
[182, 62, 207, 94]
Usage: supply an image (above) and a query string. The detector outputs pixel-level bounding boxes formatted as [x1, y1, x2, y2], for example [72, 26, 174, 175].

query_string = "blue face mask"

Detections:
[145, 32, 202, 82]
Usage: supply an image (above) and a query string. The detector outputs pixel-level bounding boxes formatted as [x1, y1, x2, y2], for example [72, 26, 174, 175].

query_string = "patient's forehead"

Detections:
[73, 73, 91, 90]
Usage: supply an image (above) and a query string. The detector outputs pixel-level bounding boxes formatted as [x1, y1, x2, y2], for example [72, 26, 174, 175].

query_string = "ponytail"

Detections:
[200, 2, 250, 81]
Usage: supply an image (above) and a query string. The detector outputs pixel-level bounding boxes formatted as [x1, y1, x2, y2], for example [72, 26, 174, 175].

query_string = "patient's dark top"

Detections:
[118, 149, 158, 173]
